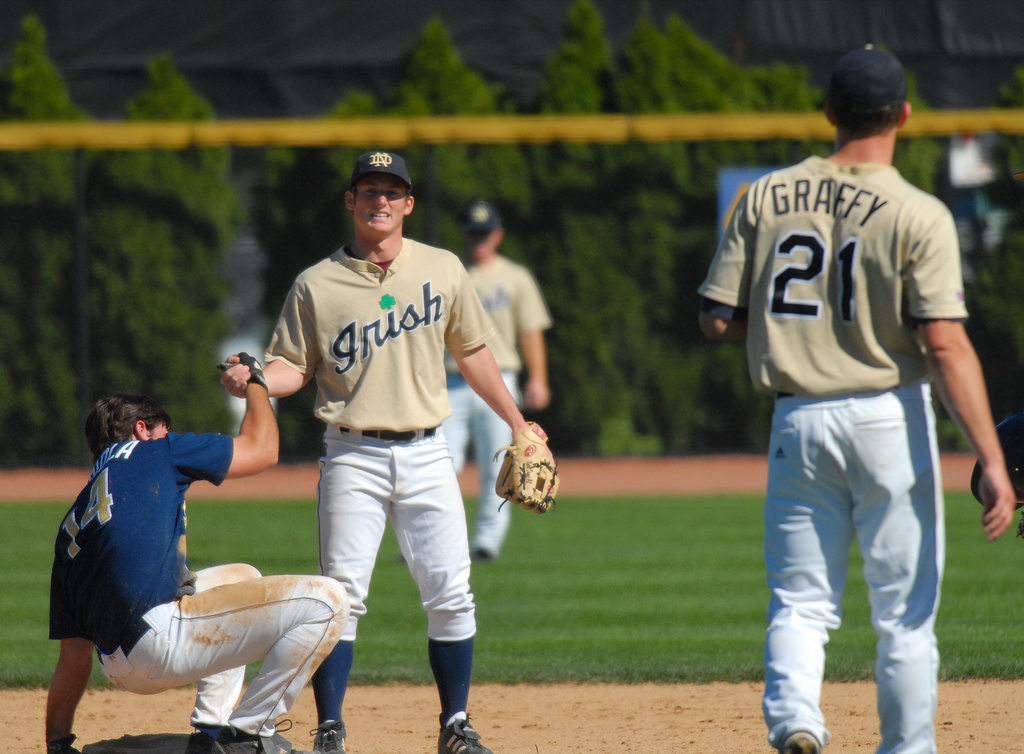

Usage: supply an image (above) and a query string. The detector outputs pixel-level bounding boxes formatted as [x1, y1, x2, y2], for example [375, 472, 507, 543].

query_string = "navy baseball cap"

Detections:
[461, 200, 502, 233]
[349, 151, 412, 190]
[827, 45, 907, 111]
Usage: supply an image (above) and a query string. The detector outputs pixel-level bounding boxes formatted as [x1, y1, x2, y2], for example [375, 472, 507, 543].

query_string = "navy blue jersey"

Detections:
[48, 432, 233, 654]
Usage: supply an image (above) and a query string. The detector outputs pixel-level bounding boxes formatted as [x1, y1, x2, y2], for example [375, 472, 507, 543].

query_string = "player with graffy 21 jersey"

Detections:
[698, 46, 1015, 754]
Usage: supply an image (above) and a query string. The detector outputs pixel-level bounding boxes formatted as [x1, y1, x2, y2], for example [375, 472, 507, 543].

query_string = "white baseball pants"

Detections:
[98, 563, 348, 737]
[762, 382, 943, 754]
[318, 426, 477, 642]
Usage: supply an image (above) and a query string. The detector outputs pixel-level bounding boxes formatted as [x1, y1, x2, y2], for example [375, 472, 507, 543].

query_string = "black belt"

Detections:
[119, 620, 152, 656]
[775, 392, 794, 399]
[340, 426, 437, 442]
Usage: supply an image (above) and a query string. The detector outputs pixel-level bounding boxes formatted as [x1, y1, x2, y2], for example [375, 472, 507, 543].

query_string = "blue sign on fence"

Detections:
[716, 166, 779, 242]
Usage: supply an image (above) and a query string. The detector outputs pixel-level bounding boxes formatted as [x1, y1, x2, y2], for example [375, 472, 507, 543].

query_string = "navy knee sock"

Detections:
[312, 639, 354, 724]
[428, 637, 474, 727]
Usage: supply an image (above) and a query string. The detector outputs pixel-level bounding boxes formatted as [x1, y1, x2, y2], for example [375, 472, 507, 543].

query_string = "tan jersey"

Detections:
[266, 238, 495, 430]
[699, 155, 967, 398]
[445, 255, 552, 374]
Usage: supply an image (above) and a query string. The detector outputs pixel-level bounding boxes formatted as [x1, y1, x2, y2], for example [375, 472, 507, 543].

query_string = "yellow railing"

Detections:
[2, 110, 1024, 150]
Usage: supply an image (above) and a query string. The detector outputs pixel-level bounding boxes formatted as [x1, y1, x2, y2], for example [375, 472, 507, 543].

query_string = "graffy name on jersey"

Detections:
[331, 281, 443, 374]
[770, 177, 888, 227]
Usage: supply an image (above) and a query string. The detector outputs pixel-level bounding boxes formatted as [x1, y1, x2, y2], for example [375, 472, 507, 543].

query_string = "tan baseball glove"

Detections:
[494, 422, 559, 514]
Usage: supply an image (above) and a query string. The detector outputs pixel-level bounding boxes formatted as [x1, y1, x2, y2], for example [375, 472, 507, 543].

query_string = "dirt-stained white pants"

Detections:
[98, 564, 348, 737]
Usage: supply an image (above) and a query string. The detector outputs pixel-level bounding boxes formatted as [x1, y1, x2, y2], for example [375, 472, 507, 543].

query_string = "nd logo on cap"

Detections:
[350, 150, 412, 190]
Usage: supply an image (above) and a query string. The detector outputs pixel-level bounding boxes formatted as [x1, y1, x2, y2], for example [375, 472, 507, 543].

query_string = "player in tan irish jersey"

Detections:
[222, 151, 521, 754]
[269, 236, 496, 431]
[698, 47, 1014, 754]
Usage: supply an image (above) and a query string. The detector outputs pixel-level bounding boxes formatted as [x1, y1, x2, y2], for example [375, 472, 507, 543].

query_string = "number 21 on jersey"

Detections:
[61, 467, 115, 558]
[770, 231, 859, 322]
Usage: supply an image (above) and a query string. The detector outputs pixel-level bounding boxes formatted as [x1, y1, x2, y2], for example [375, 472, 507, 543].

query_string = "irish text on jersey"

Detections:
[331, 281, 443, 374]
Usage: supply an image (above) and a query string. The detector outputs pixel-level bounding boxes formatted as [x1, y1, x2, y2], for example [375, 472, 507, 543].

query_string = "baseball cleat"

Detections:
[312, 720, 346, 753]
[779, 730, 821, 754]
[438, 717, 493, 754]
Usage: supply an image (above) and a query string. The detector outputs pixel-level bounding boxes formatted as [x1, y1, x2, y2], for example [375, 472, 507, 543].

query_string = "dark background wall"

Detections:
[2, 1, 1022, 120]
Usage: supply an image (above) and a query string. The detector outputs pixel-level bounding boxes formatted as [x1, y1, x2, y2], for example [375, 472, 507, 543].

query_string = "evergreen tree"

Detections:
[86, 54, 239, 433]
[527, 0, 659, 454]
[390, 19, 503, 117]
[536, 0, 614, 114]
[0, 15, 85, 463]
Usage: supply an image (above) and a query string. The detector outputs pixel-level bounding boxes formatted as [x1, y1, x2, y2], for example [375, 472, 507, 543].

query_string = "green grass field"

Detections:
[6, 491, 1024, 689]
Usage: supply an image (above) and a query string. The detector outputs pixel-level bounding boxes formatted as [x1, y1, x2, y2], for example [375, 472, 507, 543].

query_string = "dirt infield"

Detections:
[0, 452, 980, 502]
[12, 680, 1024, 753]
[12, 453, 1017, 754]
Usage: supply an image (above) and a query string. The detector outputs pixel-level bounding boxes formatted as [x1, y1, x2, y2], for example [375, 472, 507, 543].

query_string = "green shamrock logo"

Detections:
[379, 294, 397, 310]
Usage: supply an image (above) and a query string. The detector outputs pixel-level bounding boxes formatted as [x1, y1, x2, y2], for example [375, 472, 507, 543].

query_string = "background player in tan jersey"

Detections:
[222, 152, 528, 754]
[443, 200, 552, 562]
[697, 47, 1015, 754]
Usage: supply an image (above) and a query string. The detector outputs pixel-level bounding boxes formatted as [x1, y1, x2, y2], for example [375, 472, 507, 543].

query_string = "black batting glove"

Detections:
[218, 352, 268, 391]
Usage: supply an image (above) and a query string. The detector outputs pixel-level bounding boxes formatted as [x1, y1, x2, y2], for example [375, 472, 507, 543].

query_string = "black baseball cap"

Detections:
[349, 151, 412, 191]
[461, 200, 502, 233]
[827, 45, 907, 111]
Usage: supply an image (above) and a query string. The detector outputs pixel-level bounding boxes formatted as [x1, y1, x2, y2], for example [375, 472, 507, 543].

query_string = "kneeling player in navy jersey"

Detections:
[46, 372, 348, 754]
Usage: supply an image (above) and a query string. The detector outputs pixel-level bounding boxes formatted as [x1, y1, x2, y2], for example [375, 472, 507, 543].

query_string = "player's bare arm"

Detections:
[919, 318, 1016, 539]
[452, 344, 529, 435]
[518, 329, 551, 410]
[226, 376, 280, 479]
[45, 637, 94, 742]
